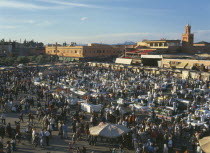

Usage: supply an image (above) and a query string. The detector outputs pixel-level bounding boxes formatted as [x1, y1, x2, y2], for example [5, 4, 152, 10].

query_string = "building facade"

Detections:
[45, 43, 123, 60]
[137, 40, 181, 53]
[0, 42, 13, 56]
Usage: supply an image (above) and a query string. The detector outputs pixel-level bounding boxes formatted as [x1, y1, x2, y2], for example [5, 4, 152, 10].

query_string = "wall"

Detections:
[162, 59, 210, 67]
[45, 45, 122, 58]
[45, 46, 83, 58]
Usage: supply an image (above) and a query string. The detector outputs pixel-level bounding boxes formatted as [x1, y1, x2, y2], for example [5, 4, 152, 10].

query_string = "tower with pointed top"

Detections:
[182, 24, 194, 52]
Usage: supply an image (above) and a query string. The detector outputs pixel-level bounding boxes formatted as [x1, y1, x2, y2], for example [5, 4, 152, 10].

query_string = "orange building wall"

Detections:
[45, 45, 122, 58]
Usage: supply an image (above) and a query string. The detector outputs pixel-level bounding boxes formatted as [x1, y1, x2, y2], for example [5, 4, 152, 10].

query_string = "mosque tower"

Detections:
[182, 24, 194, 52]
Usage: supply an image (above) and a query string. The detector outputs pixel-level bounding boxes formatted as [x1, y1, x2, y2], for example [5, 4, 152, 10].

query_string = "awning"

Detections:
[175, 62, 188, 69]
[126, 49, 140, 53]
[138, 50, 155, 55]
[115, 58, 132, 65]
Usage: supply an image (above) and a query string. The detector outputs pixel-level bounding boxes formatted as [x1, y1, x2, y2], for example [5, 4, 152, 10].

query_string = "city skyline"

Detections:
[0, 0, 210, 44]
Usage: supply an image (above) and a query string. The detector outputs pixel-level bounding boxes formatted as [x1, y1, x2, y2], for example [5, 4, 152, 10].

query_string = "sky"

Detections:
[0, 0, 210, 44]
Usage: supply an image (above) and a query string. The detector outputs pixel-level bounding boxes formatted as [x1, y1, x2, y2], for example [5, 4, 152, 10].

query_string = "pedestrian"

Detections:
[76, 147, 81, 153]
[39, 129, 45, 147]
[0, 140, 3, 153]
[62, 123, 68, 139]
[190, 134, 197, 153]
[47, 123, 53, 136]
[58, 122, 63, 139]
[68, 142, 73, 153]
[72, 133, 76, 144]
[1, 112, 6, 125]
[6, 141, 11, 153]
[163, 144, 168, 153]
[6, 123, 12, 138]
[45, 129, 50, 146]
[32, 128, 37, 144]
[19, 111, 24, 123]
[10, 138, 16, 152]
[82, 146, 86, 153]
[0, 126, 5, 140]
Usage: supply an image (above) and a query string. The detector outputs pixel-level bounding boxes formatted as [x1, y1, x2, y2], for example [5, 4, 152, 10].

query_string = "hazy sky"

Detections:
[0, 0, 210, 44]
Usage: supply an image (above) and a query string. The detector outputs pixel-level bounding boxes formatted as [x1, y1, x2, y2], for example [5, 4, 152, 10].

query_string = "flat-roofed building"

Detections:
[45, 43, 123, 61]
[136, 39, 181, 53]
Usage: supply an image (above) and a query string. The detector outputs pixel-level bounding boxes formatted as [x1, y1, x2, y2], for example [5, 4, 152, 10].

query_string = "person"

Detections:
[190, 134, 197, 152]
[6, 141, 11, 153]
[15, 132, 21, 144]
[68, 142, 73, 153]
[19, 111, 24, 123]
[39, 129, 45, 147]
[76, 147, 81, 153]
[163, 144, 168, 153]
[59, 123, 63, 139]
[1, 112, 6, 125]
[147, 143, 154, 153]
[72, 133, 76, 144]
[32, 128, 36, 144]
[47, 123, 53, 136]
[49, 117, 55, 130]
[45, 129, 50, 146]
[6, 123, 12, 138]
[0, 126, 5, 140]
[82, 146, 86, 153]
[0, 140, 3, 153]
[10, 138, 16, 152]
[168, 137, 173, 152]
[62, 123, 68, 139]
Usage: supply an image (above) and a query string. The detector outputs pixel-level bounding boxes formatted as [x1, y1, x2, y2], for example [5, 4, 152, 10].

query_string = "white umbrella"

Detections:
[199, 136, 210, 153]
[89, 123, 130, 138]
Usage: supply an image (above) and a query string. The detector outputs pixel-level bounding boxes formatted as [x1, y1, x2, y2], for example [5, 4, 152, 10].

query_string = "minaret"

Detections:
[182, 24, 194, 52]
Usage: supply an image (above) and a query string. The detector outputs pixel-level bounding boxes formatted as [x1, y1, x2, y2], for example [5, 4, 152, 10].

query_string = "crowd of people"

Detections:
[0, 63, 209, 153]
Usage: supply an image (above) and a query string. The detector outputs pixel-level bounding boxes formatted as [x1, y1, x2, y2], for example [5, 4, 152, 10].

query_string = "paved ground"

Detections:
[1, 92, 134, 153]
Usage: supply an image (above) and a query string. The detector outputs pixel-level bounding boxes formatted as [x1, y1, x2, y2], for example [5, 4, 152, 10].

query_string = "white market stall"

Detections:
[81, 103, 102, 113]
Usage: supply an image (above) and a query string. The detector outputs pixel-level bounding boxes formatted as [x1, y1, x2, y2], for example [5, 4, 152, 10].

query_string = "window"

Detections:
[75, 50, 77, 53]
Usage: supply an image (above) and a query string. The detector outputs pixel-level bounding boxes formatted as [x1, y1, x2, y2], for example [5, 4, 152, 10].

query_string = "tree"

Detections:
[35, 55, 45, 64]
[2, 57, 16, 66]
[16, 56, 30, 64]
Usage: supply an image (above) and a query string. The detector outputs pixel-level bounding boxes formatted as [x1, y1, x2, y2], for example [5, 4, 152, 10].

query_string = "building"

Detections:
[181, 25, 210, 53]
[125, 39, 181, 58]
[137, 39, 181, 53]
[45, 43, 123, 61]
[193, 41, 210, 53]
[182, 24, 194, 52]
[0, 42, 13, 56]
[0, 40, 45, 56]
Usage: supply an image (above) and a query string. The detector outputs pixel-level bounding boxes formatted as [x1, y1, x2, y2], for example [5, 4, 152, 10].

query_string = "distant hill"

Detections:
[112, 41, 136, 45]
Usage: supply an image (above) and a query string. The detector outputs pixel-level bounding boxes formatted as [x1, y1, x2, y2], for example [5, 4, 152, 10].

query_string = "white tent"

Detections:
[115, 58, 132, 65]
[89, 123, 130, 138]
[199, 136, 210, 153]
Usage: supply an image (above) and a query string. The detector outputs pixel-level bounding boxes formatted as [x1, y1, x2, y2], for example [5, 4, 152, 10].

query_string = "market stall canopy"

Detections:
[115, 58, 132, 65]
[199, 136, 210, 153]
[185, 63, 194, 70]
[89, 123, 130, 138]
[175, 62, 188, 69]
